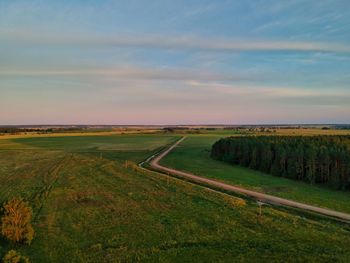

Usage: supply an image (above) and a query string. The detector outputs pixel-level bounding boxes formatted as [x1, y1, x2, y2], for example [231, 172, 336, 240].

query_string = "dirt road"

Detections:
[149, 137, 350, 223]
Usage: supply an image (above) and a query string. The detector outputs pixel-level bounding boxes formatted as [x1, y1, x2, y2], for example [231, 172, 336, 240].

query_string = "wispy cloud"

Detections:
[187, 81, 350, 100]
[2, 31, 350, 53]
[183, 3, 217, 18]
[0, 67, 261, 82]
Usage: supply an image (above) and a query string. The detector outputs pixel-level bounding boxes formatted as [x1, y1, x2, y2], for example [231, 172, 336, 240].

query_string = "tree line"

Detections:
[211, 136, 350, 190]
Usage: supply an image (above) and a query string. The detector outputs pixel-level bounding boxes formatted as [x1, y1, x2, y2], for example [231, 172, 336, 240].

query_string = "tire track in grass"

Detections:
[31, 154, 72, 221]
[0, 151, 46, 202]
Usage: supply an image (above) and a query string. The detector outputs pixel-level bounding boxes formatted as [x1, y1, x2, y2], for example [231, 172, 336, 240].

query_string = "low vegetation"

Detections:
[1, 198, 34, 244]
[2, 250, 30, 263]
[0, 132, 349, 262]
[223, 196, 246, 208]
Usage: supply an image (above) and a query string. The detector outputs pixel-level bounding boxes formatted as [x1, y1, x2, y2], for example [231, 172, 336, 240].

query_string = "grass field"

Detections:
[160, 135, 350, 214]
[1, 133, 350, 262]
[0, 134, 178, 164]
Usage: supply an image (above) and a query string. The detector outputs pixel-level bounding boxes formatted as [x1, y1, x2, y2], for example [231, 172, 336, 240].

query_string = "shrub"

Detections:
[2, 250, 30, 263]
[231, 198, 247, 208]
[123, 160, 140, 172]
[1, 198, 34, 244]
[224, 196, 246, 208]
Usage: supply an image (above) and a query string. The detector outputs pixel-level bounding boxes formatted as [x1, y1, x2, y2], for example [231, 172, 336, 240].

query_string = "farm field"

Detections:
[1, 133, 350, 262]
[160, 134, 350, 214]
[0, 134, 178, 164]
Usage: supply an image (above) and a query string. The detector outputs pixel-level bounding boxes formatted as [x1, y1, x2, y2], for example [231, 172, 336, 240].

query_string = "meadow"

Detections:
[0, 132, 350, 262]
[160, 134, 350, 214]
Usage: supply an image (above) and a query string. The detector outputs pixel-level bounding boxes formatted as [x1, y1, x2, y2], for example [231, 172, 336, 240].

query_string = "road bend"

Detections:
[148, 136, 350, 223]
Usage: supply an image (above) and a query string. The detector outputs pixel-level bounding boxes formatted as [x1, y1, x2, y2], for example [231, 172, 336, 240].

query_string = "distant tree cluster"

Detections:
[0, 127, 86, 135]
[336, 125, 350, 130]
[211, 136, 350, 190]
[0, 127, 50, 135]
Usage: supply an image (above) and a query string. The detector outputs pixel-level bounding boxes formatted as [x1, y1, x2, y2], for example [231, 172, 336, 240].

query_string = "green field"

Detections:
[0, 134, 179, 164]
[1, 134, 350, 262]
[160, 135, 350, 214]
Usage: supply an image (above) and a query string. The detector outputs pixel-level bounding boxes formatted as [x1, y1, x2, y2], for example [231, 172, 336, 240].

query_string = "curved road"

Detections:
[149, 137, 350, 223]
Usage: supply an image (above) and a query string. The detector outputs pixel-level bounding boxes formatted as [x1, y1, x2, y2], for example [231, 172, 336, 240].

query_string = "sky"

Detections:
[0, 0, 350, 125]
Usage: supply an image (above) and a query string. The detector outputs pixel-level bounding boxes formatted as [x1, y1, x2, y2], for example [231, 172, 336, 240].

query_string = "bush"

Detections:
[224, 196, 246, 208]
[1, 198, 34, 244]
[123, 160, 141, 172]
[2, 250, 30, 263]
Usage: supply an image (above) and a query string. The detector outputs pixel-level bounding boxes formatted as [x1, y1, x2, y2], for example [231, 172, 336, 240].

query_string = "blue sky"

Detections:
[0, 0, 349, 124]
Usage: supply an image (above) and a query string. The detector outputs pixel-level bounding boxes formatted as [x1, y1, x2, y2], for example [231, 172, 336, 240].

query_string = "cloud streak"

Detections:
[0, 67, 261, 82]
[187, 81, 350, 101]
[2, 31, 350, 53]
